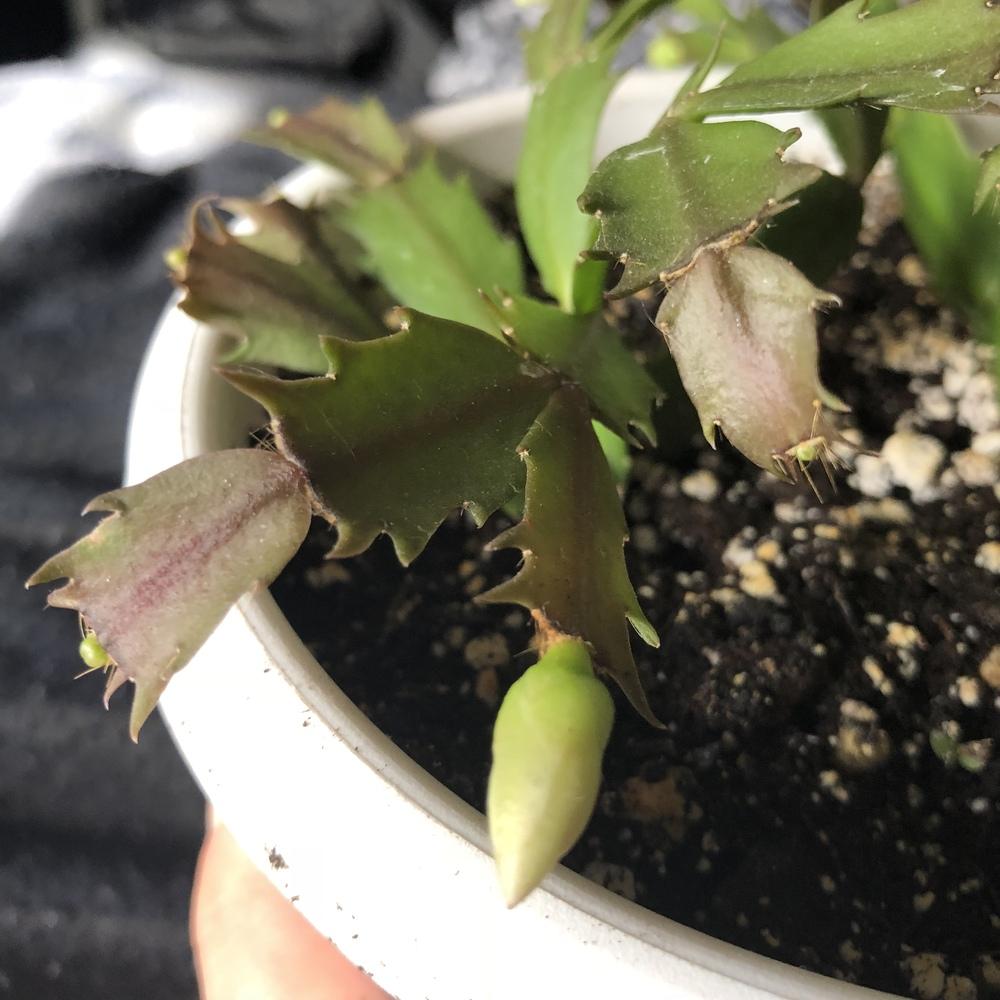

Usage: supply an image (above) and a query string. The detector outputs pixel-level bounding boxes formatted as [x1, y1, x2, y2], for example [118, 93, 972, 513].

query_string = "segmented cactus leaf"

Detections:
[655, 245, 841, 475]
[579, 119, 820, 297]
[342, 156, 524, 337]
[516, 53, 615, 313]
[672, 0, 1000, 119]
[225, 312, 558, 567]
[480, 386, 660, 725]
[491, 293, 661, 444]
[172, 198, 388, 374]
[27, 451, 312, 740]
[248, 96, 409, 187]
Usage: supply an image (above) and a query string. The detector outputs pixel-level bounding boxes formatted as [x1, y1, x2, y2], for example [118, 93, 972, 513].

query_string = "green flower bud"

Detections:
[78, 634, 111, 671]
[487, 638, 614, 907]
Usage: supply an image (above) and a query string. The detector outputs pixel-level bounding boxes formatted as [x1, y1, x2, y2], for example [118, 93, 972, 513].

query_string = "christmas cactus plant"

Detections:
[29, 0, 1000, 906]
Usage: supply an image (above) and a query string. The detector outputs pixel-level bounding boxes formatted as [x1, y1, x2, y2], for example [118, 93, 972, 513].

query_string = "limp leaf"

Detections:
[27, 451, 312, 740]
[171, 198, 388, 374]
[672, 0, 1000, 119]
[480, 387, 660, 725]
[342, 156, 524, 336]
[579, 119, 820, 297]
[225, 312, 558, 566]
[492, 293, 661, 444]
[655, 245, 844, 478]
[248, 96, 409, 187]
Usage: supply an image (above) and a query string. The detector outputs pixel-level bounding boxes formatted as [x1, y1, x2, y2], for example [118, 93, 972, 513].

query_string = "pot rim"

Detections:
[126, 70, 898, 1000]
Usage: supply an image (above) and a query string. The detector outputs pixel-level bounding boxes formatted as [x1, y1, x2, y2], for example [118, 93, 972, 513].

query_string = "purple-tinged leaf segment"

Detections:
[671, 0, 1000, 119]
[491, 293, 661, 444]
[655, 245, 844, 477]
[224, 312, 558, 566]
[27, 450, 312, 740]
[248, 97, 409, 187]
[341, 156, 524, 337]
[171, 198, 388, 374]
[480, 387, 660, 724]
[579, 120, 820, 297]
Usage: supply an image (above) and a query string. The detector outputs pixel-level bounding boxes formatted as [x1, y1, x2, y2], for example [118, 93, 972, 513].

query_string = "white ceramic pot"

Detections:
[126, 71, 898, 1000]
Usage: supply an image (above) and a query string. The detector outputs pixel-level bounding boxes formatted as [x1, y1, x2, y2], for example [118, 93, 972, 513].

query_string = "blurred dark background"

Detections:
[0, 2, 468, 997]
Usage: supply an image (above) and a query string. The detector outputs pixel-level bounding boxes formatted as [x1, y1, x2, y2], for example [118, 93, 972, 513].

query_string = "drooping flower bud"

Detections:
[487, 637, 614, 907]
[656, 245, 846, 481]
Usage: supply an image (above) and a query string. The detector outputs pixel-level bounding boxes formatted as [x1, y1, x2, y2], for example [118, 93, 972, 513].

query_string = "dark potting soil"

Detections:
[270, 216, 1000, 999]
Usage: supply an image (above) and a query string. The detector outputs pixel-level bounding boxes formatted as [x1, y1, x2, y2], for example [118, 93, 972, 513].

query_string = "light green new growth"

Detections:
[78, 633, 111, 672]
[488, 638, 614, 906]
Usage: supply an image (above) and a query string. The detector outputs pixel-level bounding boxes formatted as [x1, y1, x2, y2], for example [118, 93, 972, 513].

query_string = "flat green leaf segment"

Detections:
[27, 451, 312, 740]
[172, 199, 387, 374]
[672, 0, 1000, 119]
[226, 313, 558, 566]
[889, 111, 1000, 349]
[579, 120, 820, 297]
[493, 293, 661, 444]
[480, 387, 660, 724]
[523, 0, 592, 82]
[248, 97, 408, 187]
[976, 144, 1000, 215]
[517, 55, 615, 313]
[342, 156, 524, 336]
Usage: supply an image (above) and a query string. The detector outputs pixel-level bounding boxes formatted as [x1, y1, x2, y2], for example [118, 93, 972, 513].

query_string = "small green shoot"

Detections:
[78, 632, 112, 673]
